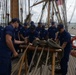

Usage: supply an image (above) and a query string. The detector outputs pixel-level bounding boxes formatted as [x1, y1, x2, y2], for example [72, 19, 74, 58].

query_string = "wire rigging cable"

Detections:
[31, 47, 44, 75]
[26, 46, 39, 75]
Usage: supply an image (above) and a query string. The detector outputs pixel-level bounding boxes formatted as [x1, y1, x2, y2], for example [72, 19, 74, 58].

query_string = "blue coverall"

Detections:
[26, 28, 39, 65]
[36, 26, 42, 34]
[14, 28, 20, 52]
[48, 26, 57, 40]
[39, 27, 48, 40]
[58, 30, 72, 75]
[0, 25, 15, 75]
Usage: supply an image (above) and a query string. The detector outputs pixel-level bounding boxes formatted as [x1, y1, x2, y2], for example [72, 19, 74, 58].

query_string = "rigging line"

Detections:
[30, 0, 42, 15]
[55, 0, 62, 23]
[53, 3, 59, 23]
[60, 0, 67, 23]
[52, 1, 59, 22]
[43, 48, 49, 75]
[67, 4, 73, 12]
[39, 2, 47, 22]
[26, 46, 39, 75]
[30, 1, 45, 22]
[34, 0, 39, 4]
[1, 1, 5, 25]
[31, 47, 45, 75]
[66, 0, 74, 12]
[11, 44, 30, 75]
[36, 12, 42, 23]
[45, 1, 49, 23]
[69, 0, 76, 23]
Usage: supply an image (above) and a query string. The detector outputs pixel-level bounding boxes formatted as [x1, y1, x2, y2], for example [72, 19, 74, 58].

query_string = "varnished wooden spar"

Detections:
[19, 45, 62, 75]
[11, 0, 19, 18]
[20, 45, 62, 52]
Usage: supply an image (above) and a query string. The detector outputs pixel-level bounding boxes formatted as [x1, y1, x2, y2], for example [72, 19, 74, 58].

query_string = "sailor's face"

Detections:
[31, 29, 35, 33]
[15, 22, 19, 28]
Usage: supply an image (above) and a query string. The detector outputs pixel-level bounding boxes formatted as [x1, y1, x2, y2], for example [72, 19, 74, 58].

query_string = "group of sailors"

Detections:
[0, 18, 72, 75]
[12, 20, 58, 53]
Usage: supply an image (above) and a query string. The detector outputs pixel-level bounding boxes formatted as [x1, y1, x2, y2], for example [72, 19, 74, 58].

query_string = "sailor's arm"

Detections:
[61, 42, 67, 49]
[6, 34, 18, 57]
[14, 39, 25, 44]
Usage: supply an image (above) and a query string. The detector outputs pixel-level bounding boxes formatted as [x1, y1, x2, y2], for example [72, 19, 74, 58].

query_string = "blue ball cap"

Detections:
[38, 22, 42, 24]
[30, 24, 36, 30]
[51, 21, 55, 25]
[30, 21, 34, 25]
[11, 18, 20, 23]
[24, 22, 28, 26]
[57, 23, 64, 29]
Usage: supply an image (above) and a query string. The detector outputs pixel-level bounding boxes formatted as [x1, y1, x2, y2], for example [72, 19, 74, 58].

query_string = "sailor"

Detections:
[0, 18, 25, 75]
[55, 23, 72, 75]
[25, 24, 39, 43]
[30, 21, 35, 26]
[36, 22, 42, 34]
[25, 24, 39, 66]
[48, 21, 58, 40]
[39, 25, 48, 40]
[19, 22, 29, 41]
[14, 24, 23, 53]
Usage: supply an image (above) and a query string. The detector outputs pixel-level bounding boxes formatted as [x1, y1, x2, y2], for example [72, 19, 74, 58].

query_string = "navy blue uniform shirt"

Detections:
[58, 30, 72, 50]
[48, 26, 57, 39]
[21, 27, 29, 37]
[14, 28, 19, 40]
[39, 29, 48, 40]
[0, 25, 15, 58]
[36, 27, 42, 34]
[26, 30, 39, 43]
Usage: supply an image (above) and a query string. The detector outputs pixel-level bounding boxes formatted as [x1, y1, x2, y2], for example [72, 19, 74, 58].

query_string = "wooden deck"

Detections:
[67, 55, 76, 75]
[11, 52, 76, 75]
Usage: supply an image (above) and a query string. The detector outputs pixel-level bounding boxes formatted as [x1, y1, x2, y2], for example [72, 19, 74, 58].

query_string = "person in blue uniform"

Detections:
[36, 22, 42, 34]
[14, 25, 22, 53]
[48, 21, 57, 40]
[30, 21, 35, 26]
[56, 23, 72, 75]
[39, 25, 48, 40]
[26, 24, 39, 43]
[25, 24, 39, 66]
[0, 18, 25, 75]
[0, 26, 4, 40]
[19, 22, 29, 41]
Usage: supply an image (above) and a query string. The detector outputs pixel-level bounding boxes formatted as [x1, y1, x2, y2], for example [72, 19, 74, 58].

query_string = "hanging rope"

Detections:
[26, 46, 38, 75]
[31, 47, 44, 75]
[11, 44, 30, 75]
[20, 0, 23, 23]
[52, 0, 60, 22]
[39, 1, 48, 22]
[43, 48, 50, 75]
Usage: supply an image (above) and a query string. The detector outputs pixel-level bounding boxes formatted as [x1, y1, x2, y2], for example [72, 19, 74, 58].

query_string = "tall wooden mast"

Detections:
[11, 0, 19, 18]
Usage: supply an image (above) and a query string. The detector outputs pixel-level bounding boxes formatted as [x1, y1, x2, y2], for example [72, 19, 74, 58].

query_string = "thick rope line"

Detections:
[26, 46, 38, 75]
[44, 48, 50, 75]
[31, 47, 45, 75]
[11, 44, 30, 75]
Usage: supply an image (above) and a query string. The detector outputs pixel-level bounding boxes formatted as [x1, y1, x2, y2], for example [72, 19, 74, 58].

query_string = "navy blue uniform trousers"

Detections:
[60, 49, 71, 75]
[0, 57, 11, 75]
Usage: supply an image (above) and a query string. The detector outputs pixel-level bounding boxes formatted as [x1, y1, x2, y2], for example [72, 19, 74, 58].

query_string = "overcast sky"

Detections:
[0, 0, 76, 23]
[28, 0, 76, 23]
